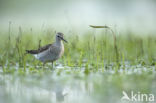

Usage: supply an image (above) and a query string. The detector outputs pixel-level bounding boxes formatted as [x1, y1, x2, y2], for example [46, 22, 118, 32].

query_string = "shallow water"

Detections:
[0, 64, 156, 103]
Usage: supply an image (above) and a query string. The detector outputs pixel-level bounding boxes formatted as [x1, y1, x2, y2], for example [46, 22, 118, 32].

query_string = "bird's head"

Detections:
[56, 32, 68, 43]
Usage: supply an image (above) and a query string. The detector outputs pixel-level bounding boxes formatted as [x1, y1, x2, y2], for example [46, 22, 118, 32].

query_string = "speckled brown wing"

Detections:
[26, 44, 51, 54]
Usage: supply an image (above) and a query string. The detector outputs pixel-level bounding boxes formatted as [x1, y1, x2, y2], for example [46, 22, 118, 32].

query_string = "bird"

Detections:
[26, 32, 68, 68]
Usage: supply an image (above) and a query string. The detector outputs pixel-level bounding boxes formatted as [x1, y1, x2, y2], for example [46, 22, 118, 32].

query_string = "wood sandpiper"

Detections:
[26, 32, 68, 68]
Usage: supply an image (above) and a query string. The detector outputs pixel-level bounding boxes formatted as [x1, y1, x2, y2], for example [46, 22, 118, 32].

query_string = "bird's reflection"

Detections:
[52, 81, 68, 102]
[55, 87, 64, 102]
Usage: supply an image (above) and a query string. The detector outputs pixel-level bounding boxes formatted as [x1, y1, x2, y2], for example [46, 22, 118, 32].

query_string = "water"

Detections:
[0, 64, 156, 103]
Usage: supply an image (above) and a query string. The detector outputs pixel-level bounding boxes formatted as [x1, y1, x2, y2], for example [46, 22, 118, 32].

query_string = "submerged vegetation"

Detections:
[0, 24, 156, 72]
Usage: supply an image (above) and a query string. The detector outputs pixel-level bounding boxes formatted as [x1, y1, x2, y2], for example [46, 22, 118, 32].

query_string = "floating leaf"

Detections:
[89, 25, 110, 28]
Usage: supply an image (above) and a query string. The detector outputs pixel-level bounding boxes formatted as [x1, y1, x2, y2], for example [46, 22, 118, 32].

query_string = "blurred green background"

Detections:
[0, 0, 156, 34]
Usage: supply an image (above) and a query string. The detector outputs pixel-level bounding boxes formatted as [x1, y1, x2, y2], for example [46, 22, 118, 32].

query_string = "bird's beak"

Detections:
[60, 37, 68, 43]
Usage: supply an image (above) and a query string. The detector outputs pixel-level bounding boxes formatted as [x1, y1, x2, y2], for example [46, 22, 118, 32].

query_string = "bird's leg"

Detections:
[52, 61, 53, 69]
[42, 62, 46, 69]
